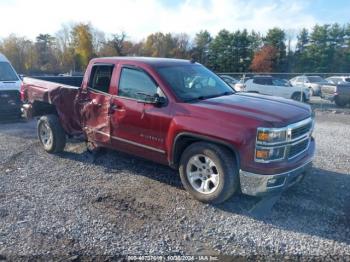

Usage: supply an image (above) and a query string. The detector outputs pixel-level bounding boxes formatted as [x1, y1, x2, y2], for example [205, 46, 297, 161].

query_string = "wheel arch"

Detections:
[24, 101, 58, 119]
[170, 132, 240, 170]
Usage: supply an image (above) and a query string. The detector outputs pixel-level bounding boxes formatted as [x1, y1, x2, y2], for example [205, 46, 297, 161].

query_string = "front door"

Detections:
[109, 65, 171, 163]
[78, 64, 114, 145]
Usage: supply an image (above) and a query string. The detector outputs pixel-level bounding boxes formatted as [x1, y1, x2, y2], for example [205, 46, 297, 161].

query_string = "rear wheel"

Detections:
[334, 96, 347, 107]
[37, 114, 66, 153]
[179, 142, 239, 204]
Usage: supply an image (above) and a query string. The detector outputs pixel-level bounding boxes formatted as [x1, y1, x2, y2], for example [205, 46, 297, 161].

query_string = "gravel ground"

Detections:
[0, 110, 349, 260]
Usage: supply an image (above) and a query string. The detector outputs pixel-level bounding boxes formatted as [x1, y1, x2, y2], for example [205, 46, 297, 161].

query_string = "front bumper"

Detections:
[239, 161, 312, 196]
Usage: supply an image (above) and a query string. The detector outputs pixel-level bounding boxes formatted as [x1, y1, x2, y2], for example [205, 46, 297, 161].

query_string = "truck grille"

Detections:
[0, 90, 22, 119]
[288, 139, 309, 159]
[291, 122, 312, 140]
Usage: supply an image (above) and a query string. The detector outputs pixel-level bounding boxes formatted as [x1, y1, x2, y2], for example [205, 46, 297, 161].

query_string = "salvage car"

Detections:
[21, 57, 315, 204]
[245, 76, 310, 102]
[0, 53, 22, 120]
[325, 76, 350, 85]
[219, 75, 239, 90]
[289, 75, 332, 96]
[322, 83, 350, 107]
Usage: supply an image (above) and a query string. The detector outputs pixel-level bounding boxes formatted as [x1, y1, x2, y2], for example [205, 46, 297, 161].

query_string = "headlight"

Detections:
[257, 128, 287, 144]
[255, 146, 285, 162]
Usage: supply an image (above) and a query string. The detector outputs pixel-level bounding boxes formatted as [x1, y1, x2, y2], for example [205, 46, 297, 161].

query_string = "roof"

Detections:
[92, 56, 196, 67]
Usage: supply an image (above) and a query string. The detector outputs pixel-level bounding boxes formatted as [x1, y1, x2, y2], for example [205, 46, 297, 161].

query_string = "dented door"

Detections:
[77, 64, 115, 145]
[78, 89, 111, 144]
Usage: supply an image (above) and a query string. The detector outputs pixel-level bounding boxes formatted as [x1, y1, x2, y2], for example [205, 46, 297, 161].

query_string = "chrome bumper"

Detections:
[239, 161, 312, 196]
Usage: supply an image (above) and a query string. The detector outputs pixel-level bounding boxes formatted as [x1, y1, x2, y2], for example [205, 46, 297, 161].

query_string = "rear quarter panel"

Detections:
[22, 77, 82, 135]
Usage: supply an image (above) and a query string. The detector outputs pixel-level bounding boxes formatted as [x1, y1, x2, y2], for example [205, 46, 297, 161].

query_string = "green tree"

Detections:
[294, 28, 310, 72]
[207, 29, 233, 72]
[71, 23, 94, 71]
[143, 32, 176, 57]
[265, 28, 286, 71]
[0, 35, 35, 73]
[192, 30, 212, 64]
[35, 34, 59, 73]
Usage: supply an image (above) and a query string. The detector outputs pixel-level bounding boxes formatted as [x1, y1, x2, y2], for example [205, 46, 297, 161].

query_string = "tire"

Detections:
[179, 142, 239, 204]
[291, 92, 305, 102]
[37, 114, 66, 153]
[334, 96, 347, 107]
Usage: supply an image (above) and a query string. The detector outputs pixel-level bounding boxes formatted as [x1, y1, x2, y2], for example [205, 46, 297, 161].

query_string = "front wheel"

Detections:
[291, 92, 305, 102]
[37, 114, 66, 153]
[179, 142, 239, 204]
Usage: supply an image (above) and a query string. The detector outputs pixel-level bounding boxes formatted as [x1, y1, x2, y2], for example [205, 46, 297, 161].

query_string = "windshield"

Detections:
[308, 76, 326, 83]
[156, 64, 234, 102]
[0, 62, 19, 81]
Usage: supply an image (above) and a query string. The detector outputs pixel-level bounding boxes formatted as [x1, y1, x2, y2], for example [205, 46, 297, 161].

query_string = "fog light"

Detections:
[267, 176, 285, 187]
[256, 149, 269, 159]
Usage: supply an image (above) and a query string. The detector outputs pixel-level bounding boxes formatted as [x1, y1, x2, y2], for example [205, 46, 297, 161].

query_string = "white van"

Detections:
[0, 53, 22, 119]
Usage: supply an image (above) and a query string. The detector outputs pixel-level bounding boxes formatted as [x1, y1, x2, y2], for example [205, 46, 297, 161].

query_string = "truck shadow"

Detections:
[60, 146, 350, 245]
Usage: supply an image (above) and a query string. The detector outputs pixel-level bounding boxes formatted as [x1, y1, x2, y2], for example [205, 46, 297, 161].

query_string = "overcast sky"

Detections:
[0, 0, 349, 41]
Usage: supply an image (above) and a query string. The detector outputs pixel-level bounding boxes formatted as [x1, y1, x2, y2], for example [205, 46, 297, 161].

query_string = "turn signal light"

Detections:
[256, 149, 269, 159]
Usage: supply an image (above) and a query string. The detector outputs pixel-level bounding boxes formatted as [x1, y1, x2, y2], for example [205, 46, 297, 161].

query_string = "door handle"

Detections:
[110, 104, 125, 112]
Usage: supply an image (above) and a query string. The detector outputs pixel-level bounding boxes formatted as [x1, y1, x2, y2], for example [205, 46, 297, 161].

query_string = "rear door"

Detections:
[251, 78, 272, 95]
[271, 78, 290, 98]
[109, 65, 171, 162]
[78, 64, 114, 145]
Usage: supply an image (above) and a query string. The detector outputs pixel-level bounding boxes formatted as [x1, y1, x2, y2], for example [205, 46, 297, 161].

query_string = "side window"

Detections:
[89, 65, 114, 93]
[253, 78, 264, 85]
[264, 79, 273, 85]
[118, 68, 157, 101]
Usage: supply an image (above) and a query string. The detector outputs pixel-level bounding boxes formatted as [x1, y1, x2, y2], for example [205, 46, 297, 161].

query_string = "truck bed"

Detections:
[22, 77, 82, 135]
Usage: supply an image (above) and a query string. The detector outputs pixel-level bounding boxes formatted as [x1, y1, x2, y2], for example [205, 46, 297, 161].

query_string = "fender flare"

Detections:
[170, 132, 241, 169]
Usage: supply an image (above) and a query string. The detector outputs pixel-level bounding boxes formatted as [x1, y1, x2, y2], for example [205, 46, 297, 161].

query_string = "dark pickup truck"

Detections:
[21, 57, 315, 204]
[322, 83, 350, 107]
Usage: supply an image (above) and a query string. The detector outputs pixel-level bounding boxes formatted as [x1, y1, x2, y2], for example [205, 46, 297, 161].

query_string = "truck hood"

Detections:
[192, 93, 312, 127]
[0, 80, 21, 91]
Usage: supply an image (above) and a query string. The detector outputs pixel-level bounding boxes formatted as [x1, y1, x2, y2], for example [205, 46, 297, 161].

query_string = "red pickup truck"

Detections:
[21, 57, 315, 204]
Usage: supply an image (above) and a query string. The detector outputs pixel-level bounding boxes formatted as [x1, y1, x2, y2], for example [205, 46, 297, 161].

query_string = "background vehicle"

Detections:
[245, 76, 310, 102]
[234, 77, 250, 91]
[21, 57, 315, 204]
[322, 83, 350, 107]
[289, 75, 332, 96]
[0, 53, 22, 120]
[325, 76, 350, 85]
[219, 75, 239, 90]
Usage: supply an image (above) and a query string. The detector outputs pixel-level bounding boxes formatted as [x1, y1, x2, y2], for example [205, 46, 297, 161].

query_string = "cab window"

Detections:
[118, 67, 158, 101]
[89, 65, 114, 93]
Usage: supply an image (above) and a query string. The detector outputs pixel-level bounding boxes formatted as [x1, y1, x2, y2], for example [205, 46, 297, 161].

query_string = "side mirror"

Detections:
[153, 93, 167, 106]
[136, 92, 167, 107]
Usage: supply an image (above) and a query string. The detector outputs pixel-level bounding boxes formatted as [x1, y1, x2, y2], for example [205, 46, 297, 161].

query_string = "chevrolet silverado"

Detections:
[21, 57, 315, 204]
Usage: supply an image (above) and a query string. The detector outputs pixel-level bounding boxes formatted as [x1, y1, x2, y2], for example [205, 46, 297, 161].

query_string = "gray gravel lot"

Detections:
[0, 109, 349, 260]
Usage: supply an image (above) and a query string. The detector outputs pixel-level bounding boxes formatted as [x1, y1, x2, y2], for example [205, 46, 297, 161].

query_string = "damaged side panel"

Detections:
[22, 78, 82, 135]
[78, 89, 111, 144]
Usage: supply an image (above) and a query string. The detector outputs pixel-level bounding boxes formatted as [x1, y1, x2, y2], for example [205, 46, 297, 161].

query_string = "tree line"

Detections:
[0, 22, 349, 75]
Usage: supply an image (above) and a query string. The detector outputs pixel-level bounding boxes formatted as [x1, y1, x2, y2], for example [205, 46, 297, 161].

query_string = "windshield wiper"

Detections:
[184, 91, 234, 102]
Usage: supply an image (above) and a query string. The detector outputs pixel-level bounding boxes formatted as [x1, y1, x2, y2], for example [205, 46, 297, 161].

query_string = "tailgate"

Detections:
[321, 84, 336, 95]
